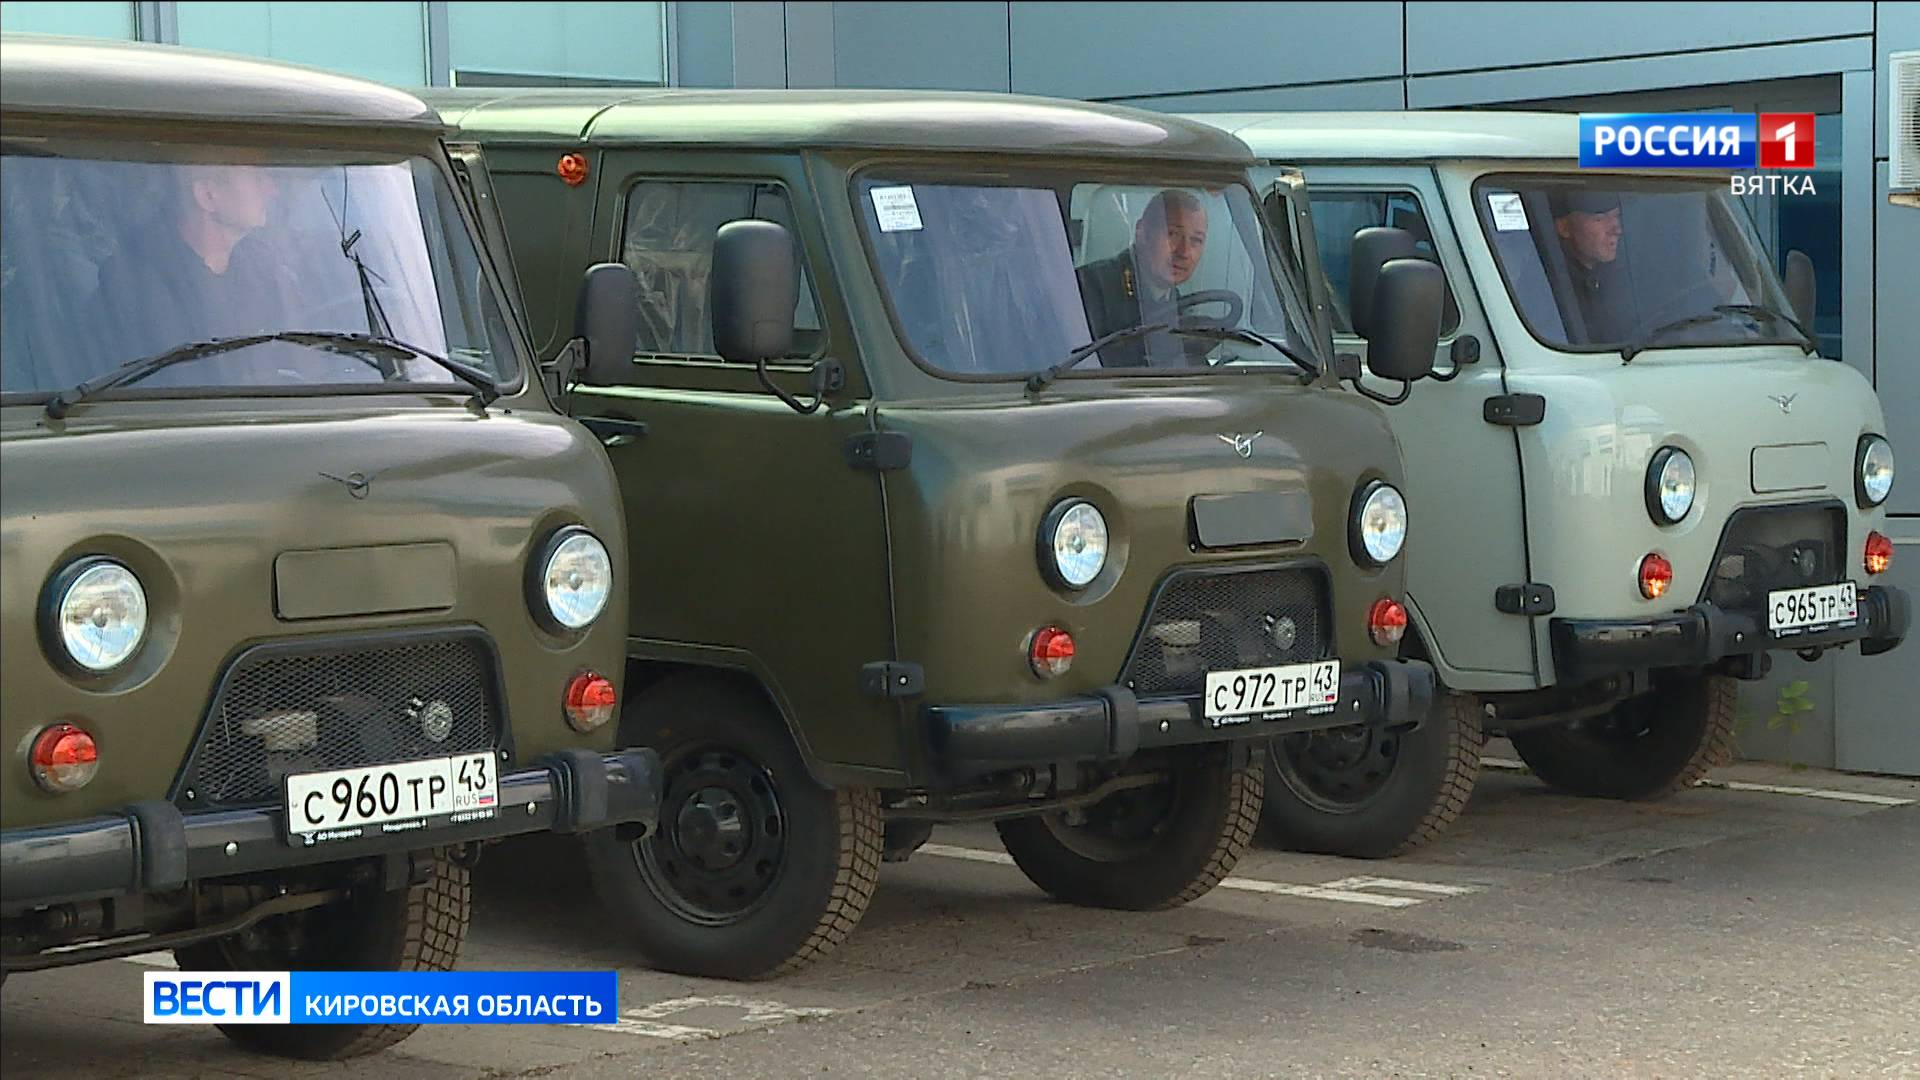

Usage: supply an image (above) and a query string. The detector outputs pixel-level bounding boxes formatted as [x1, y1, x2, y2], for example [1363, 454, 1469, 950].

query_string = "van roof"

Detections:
[1191, 111, 1580, 162]
[0, 33, 442, 132]
[421, 88, 1253, 164]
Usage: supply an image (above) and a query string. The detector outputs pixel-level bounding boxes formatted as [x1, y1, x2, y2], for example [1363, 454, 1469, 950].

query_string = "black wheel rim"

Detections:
[1273, 725, 1401, 814]
[1041, 773, 1183, 863]
[635, 746, 787, 927]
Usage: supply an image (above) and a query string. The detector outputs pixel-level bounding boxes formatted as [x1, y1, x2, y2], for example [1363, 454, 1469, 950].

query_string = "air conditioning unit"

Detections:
[1894, 50, 1920, 208]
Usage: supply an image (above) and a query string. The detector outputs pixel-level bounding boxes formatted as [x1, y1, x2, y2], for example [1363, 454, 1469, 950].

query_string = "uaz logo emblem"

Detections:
[1218, 432, 1263, 459]
[1768, 393, 1798, 415]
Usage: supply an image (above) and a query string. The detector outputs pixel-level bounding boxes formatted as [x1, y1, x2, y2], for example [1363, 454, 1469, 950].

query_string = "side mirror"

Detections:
[572, 263, 641, 386]
[711, 219, 797, 365]
[1363, 259, 1444, 382]
[1348, 226, 1420, 339]
[1783, 249, 1816, 327]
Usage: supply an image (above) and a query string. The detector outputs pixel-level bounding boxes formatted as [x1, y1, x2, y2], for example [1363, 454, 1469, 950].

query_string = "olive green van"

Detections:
[425, 88, 1445, 978]
[0, 36, 659, 1059]
[1194, 111, 1909, 855]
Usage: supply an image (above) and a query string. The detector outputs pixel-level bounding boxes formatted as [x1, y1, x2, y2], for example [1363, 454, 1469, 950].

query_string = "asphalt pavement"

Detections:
[4, 745, 1916, 1079]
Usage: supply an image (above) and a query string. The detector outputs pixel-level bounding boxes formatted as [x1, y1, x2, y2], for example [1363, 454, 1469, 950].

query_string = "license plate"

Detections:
[285, 751, 499, 844]
[1203, 660, 1341, 726]
[1766, 581, 1858, 636]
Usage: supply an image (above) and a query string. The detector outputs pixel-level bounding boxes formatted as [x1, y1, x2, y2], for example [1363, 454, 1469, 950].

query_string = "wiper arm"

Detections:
[1620, 304, 1816, 362]
[1714, 303, 1818, 354]
[1173, 325, 1322, 377]
[1025, 322, 1171, 393]
[43, 330, 499, 419]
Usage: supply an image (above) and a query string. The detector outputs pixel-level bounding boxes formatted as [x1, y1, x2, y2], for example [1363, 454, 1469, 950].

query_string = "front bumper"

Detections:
[924, 659, 1436, 784]
[0, 749, 661, 915]
[1550, 584, 1910, 684]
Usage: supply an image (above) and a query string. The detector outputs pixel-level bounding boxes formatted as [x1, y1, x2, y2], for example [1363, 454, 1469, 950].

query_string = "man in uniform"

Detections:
[1077, 188, 1213, 368]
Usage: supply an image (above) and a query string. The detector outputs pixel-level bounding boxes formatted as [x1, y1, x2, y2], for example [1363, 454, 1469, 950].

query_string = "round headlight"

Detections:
[1352, 482, 1408, 566]
[1646, 447, 1696, 525]
[539, 529, 612, 630]
[1043, 500, 1108, 589]
[1858, 435, 1894, 507]
[55, 560, 148, 672]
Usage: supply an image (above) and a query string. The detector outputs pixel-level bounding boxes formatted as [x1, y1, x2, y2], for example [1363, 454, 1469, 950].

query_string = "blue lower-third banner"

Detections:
[144, 970, 619, 1024]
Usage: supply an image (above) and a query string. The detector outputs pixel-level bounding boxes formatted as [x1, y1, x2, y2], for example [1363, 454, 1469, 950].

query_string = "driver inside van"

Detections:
[91, 162, 297, 367]
[1078, 188, 1214, 368]
[1550, 189, 1635, 344]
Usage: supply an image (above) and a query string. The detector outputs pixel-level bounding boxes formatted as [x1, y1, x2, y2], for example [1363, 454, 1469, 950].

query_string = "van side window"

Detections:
[619, 180, 821, 360]
[1309, 190, 1460, 335]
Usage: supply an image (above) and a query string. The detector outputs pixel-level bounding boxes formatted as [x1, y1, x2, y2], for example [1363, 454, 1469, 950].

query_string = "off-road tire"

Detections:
[1509, 671, 1738, 800]
[1262, 692, 1483, 858]
[174, 850, 470, 1060]
[584, 674, 882, 980]
[996, 751, 1262, 910]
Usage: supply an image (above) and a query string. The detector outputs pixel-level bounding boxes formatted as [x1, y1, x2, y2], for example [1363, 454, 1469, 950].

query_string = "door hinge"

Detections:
[844, 431, 912, 472]
[576, 416, 648, 448]
[1483, 393, 1546, 427]
[1494, 583, 1556, 616]
[859, 661, 924, 698]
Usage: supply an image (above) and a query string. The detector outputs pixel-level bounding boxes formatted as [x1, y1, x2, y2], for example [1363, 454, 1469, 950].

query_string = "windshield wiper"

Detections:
[1025, 322, 1171, 393]
[44, 330, 499, 419]
[1620, 304, 1816, 362]
[1174, 325, 1322, 377]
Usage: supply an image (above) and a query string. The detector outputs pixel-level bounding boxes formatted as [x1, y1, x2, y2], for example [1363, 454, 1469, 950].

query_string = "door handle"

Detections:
[577, 416, 648, 448]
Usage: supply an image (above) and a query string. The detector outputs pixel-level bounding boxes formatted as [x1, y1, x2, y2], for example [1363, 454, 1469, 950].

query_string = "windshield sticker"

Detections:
[870, 186, 923, 232]
[1487, 192, 1529, 232]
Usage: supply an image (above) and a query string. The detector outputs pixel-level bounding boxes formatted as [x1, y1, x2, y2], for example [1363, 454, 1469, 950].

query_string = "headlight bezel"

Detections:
[528, 526, 613, 633]
[1857, 435, 1894, 508]
[1644, 446, 1697, 525]
[1350, 480, 1408, 568]
[42, 557, 149, 675]
[1039, 498, 1109, 590]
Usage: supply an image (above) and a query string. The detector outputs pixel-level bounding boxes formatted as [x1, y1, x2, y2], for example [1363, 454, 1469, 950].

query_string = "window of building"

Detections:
[448, 2, 666, 88]
[175, 1, 427, 86]
[0, 1, 136, 39]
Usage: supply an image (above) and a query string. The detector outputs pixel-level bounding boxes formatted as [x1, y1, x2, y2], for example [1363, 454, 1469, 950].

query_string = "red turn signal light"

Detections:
[1029, 626, 1075, 679]
[556, 152, 590, 187]
[1367, 597, 1409, 647]
[1865, 531, 1893, 575]
[563, 671, 618, 732]
[30, 723, 99, 793]
[1639, 553, 1674, 600]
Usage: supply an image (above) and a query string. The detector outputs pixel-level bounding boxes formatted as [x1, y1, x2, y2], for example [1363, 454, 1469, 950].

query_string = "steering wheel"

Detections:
[1176, 289, 1244, 332]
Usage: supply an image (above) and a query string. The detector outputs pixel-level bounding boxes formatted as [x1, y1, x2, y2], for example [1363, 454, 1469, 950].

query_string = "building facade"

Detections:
[5, 1, 1914, 774]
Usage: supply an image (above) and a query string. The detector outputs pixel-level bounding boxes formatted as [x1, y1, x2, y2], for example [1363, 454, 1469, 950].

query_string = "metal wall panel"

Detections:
[1405, 1, 1875, 74]
[1008, 1, 1402, 101]
[1115, 79, 1406, 113]
[831, 2, 1010, 91]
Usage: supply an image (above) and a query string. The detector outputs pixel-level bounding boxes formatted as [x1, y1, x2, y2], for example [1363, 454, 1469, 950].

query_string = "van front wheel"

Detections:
[585, 675, 881, 980]
[172, 849, 470, 1060]
[1262, 692, 1483, 858]
[1508, 671, 1737, 800]
[996, 749, 1262, 910]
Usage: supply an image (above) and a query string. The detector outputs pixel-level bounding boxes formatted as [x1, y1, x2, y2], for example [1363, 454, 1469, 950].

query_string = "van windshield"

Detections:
[855, 173, 1319, 379]
[0, 137, 519, 398]
[1471, 174, 1806, 355]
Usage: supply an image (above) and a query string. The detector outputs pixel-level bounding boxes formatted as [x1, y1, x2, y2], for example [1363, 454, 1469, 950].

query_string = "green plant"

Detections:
[1735, 680, 1818, 768]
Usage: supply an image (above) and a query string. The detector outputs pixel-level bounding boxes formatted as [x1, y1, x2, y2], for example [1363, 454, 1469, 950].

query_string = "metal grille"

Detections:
[1121, 568, 1330, 697]
[178, 634, 502, 810]
[1700, 503, 1847, 614]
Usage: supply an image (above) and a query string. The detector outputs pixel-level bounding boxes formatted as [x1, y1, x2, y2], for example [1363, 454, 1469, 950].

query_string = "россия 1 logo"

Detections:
[1579, 112, 1816, 195]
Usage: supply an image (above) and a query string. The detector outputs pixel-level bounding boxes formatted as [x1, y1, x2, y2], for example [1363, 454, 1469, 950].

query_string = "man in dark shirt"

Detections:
[1077, 189, 1214, 368]
[90, 164, 297, 375]
[1549, 189, 1636, 344]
